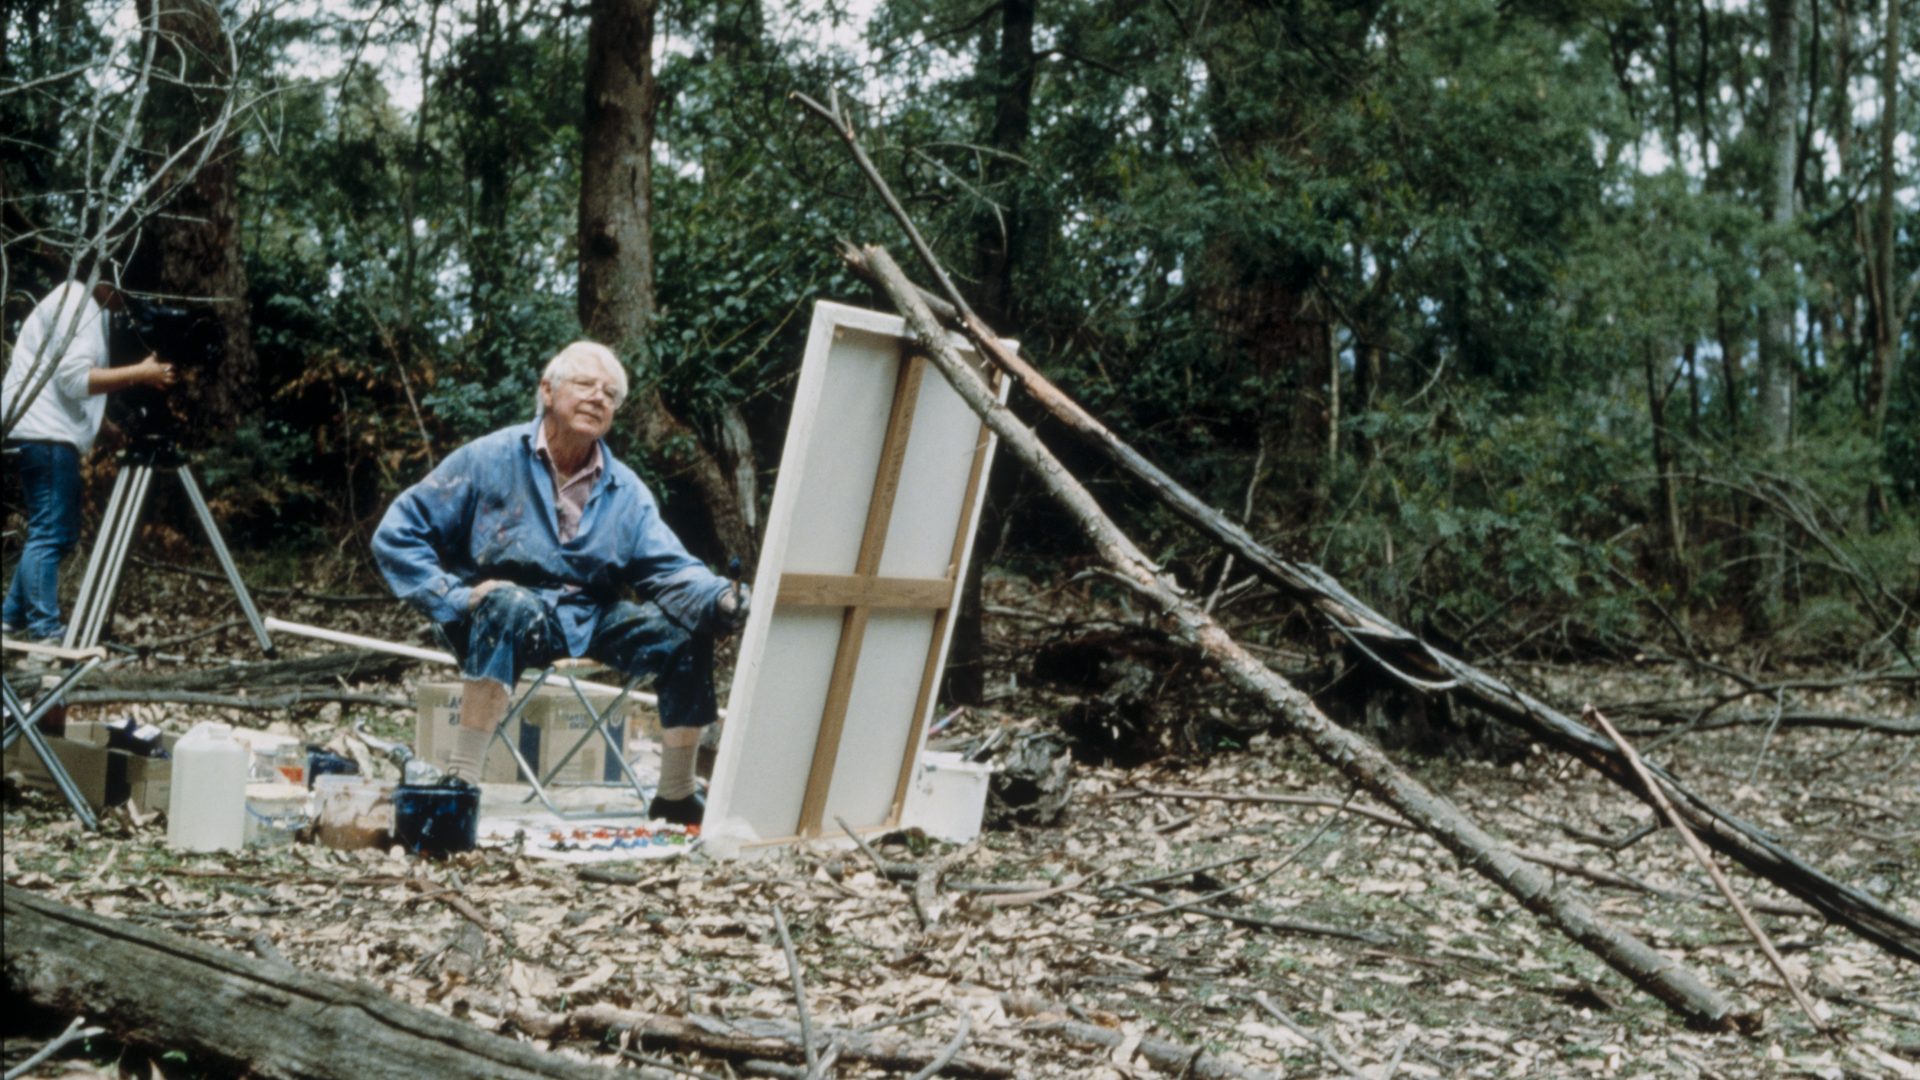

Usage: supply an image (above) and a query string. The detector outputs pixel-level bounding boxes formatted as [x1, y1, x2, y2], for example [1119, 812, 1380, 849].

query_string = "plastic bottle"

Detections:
[167, 722, 249, 852]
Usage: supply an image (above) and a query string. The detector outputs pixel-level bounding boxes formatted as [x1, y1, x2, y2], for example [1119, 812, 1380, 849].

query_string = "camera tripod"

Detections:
[61, 433, 276, 656]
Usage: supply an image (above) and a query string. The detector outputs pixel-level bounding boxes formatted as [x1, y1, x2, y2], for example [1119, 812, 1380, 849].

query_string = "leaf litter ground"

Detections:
[3, 562, 1916, 1078]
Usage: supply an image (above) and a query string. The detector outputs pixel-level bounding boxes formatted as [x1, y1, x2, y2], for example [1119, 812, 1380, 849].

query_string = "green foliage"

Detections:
[6, 0, 1911, 656]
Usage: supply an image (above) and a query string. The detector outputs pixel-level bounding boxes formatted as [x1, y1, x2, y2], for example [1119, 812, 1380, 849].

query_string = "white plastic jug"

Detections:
[167, 722, 249, 852]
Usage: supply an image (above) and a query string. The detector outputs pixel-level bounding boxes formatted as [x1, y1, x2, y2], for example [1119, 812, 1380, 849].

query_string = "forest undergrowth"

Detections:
[3, 557, 1915, 1079]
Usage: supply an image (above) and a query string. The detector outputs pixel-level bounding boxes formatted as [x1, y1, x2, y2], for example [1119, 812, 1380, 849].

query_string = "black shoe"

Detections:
[648, 792, 704, 826]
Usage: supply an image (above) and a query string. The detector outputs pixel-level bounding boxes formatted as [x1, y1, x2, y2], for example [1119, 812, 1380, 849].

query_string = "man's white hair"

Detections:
[539, 340, 628, 410]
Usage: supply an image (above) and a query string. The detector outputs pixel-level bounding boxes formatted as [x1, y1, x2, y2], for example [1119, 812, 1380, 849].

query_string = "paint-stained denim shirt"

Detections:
[373, 421, 729, 654]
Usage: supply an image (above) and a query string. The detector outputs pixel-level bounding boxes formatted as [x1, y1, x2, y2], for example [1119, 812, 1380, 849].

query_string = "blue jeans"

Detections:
[4, 440, 82, 640]
[449, 585, 717, 729]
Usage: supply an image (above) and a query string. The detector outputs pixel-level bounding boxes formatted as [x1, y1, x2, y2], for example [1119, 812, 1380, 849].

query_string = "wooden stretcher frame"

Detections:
[704, 301, 1008, 850]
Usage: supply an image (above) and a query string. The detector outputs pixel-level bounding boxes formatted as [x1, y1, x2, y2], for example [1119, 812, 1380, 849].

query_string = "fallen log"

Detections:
[477, 998, 1016, 1078]
[835, 218, 1920, 968]
[80, 649, 413, 692]
[1623, 709, 1920, 737]
[860, 242, 1744, 1030]
[65, 689, 410, 710]
[3, 886, 622, 1080]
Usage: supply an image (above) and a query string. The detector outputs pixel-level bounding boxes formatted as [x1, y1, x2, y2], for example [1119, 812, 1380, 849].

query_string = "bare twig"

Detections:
[906, 1011, 973, 1080]
[1251, 994, 1365, 1079]
[1103, 798, 1344, 926]
[912, 842, 978, 929]
[4, 1016, 105, 1080]
[1113, 786, 1411, 831]
[1584, 706, 1827, 1035]
[619, 1050, 723, 1078]
[976, 864, 1112, 909]
[770, 904, 820, 1076]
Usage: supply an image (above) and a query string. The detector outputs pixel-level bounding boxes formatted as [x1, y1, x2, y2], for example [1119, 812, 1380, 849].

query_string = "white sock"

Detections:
[656, 741, 697, 800]
[447, 724, 492, 782]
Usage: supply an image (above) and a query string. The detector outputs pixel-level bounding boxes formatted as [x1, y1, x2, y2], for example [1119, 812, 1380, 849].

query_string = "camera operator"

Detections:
[3, 281, 174, 645]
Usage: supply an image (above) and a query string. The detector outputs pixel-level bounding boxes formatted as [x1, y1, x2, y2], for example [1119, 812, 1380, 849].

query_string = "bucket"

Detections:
[312, 774, 394, 850]
[244, 782, 310, 847]
[392, 781, 479, 857]
[168, 722, 249, 852]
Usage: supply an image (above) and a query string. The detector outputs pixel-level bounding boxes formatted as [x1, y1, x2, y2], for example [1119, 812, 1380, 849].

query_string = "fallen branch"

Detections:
[1621, 710, 1920, 737]
[1585, 707, 1828, 1036]
[829, 161, 1920, 965]
[483, 999, 1013, 1078]
[857, 240, 1739, 1029]
[4, 1016, 105, 1080]
[404, 876, 494, 932]
[1251, 994, 1365, 1079]
[1113, 786, 1412, 831]
[912, 841, 977, 929]
[78, 648, 412, 692]
[975, 864, 1111, 908]
[4, 887, 623, 1080]
[906, 1011, 973, 1080]
[66, 688, 410, 710]
[1514, 848, 1818, 919]
[129, 555, 394, 603]
[770, 904, 819, 1076]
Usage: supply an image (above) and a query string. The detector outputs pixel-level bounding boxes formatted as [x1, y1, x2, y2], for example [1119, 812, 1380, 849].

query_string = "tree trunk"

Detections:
[866, 245, 1745, 1032]
[1862, 0, 1903, 525]
[947, 0, 1037, 708]
[578, 0, 753, 561]
[3, 887, 625, 1080]
[1749, 0, 1799, 626]
[133, 0, 255, 428]
[1643, 344, 1690, 596]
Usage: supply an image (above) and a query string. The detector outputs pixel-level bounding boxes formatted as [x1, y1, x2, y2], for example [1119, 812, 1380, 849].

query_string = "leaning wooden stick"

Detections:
[1582, 705, 1830, 1035]
[859, 242, 1740, 1030]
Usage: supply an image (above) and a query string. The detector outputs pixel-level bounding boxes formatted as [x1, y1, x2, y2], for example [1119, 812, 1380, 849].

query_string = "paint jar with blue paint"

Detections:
[305, 746, 359, 789]
[392, 778, 479, 857]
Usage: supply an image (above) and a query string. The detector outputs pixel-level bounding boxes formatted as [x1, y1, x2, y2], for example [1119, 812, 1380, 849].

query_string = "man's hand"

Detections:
[468, 579, 513, 610]
[130, 354, 174, 388]
[715, 584, 751, 635]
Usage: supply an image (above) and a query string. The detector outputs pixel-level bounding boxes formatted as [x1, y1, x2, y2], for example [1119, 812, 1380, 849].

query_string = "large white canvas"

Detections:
[704, 301, 1006, 850]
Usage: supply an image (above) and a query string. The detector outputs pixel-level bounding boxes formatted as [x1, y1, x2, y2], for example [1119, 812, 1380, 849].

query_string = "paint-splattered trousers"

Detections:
[451, 584, 717, 729]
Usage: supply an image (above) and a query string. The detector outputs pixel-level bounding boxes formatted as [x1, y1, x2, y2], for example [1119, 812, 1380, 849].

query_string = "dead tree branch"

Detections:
[4, 887, 625, 1080]
[858, 241, 1742, 1030]
[1585, 708, 1830, 1035]
[833, 212, 1920, 968]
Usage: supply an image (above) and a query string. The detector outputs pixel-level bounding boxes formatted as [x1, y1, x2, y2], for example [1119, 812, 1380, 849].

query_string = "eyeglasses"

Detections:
[558, 375, 624, 405]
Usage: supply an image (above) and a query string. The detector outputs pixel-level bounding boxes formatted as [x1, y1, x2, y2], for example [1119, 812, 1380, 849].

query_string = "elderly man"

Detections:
[4, 280, 174, 644]
[373, 341, 747, 823]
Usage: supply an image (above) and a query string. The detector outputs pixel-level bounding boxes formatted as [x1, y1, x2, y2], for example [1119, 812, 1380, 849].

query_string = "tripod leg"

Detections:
[64, 465, 140, 650]
[1, 671, 101, 831]
[74, 464, 155, 650]
[176, 465, 276, 656]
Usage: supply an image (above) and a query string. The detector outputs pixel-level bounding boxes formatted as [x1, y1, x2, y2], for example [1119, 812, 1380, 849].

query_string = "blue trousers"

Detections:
[3, 440, 82, 640]
[450, 585, 717, 729]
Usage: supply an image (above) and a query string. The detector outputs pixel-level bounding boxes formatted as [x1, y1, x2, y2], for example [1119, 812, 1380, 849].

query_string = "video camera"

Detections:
[108, 297, 223, 370]
[107, 297, 224, 455]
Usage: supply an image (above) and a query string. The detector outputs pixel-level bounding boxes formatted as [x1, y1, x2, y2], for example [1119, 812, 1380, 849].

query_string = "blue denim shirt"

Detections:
[373, 420, 729, 654]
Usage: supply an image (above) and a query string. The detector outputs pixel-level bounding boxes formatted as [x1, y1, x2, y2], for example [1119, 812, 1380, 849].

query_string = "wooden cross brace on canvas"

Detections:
[774, 351, 996, 837]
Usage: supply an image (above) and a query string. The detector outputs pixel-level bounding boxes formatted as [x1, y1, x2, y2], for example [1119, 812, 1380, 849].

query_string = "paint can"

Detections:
[391, 780, 479, 857]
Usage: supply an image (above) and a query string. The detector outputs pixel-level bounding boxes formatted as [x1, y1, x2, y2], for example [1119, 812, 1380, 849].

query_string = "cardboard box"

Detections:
[415, 680, 636, 784]
[2, 720, 177, 814]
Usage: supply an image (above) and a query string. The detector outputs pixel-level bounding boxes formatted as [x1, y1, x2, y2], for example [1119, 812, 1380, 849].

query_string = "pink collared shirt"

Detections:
[533, 422, 604, 543]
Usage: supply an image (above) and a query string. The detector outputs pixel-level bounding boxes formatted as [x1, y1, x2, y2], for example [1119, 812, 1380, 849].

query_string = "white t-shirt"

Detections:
[3, 282, 110, 454]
